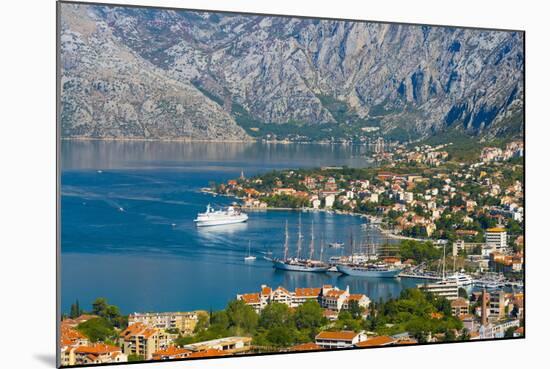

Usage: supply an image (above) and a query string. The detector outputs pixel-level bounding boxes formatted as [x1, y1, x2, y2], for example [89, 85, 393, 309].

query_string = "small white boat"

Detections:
[244, 241, 256, 262]
[329, 242, 344, 248]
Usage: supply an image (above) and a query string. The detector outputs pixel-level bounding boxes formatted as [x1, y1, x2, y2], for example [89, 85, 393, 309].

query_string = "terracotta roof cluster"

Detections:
[60, 322, 88, 347]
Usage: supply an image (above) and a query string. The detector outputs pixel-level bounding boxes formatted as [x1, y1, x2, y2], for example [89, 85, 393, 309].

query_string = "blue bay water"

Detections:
[61, 140, 422, 314]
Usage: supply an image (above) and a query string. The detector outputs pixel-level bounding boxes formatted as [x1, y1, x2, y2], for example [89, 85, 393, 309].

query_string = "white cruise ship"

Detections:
[194, 204, 248, 227]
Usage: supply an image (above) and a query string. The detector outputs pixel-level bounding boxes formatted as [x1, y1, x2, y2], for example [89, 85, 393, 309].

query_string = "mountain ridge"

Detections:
[60, 3, 524, 142]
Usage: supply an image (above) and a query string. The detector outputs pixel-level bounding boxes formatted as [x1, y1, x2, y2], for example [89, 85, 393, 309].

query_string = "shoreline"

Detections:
[61, 136, 390, 146]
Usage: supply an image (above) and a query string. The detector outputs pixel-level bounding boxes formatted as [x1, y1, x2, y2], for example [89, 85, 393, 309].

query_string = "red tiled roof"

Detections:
[152, 346, 191, 359]
[325, 290, 345, 298]
[295, 287, 321, 297]
[355, 336, 395, 347]
[75, 343, 121, 355]
[120, 322, 158, 339]
[316, 331, 359, 340]
[346, 294, 365, 301]
[291, 342, 323, 351]
[240, 293, 261, 304]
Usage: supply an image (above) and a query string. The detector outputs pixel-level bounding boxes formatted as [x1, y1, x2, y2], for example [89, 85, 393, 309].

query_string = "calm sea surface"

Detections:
[61, 140, 423, 314]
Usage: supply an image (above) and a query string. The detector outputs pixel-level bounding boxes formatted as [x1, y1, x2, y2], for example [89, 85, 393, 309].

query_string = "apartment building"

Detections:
[119, 322, 169, 360]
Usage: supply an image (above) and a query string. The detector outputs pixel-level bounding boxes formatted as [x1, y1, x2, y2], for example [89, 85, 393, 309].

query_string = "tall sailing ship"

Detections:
[335, 229, 403, 278]
[272, 219, 330, 272]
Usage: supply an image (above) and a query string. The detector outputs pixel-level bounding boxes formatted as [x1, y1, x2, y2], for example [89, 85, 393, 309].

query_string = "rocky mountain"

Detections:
[60, 3, 524, 141]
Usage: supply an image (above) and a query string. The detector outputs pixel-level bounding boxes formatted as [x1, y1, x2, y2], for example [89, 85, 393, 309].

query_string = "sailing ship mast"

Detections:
[309, 221, 315, 260]
[442, 242, 446, 279]
[320, 236, 324, 262]
[283, 220, 289, 261]
[350, 230, 355, 263]
[296, 215, 302, 259]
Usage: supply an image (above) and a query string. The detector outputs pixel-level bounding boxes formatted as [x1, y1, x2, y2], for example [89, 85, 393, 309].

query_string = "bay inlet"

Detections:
[61, 140, 424, 314]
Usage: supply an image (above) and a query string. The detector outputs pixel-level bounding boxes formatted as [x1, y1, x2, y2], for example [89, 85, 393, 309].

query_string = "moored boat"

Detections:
[272, 219, 329, 273]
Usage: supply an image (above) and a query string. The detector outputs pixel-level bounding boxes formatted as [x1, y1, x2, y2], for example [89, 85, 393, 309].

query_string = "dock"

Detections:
[399, 273, 442, 281]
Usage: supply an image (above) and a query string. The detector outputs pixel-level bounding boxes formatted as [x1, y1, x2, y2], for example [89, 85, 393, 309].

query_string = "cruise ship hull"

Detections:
[272, 260, 329, 272]
[336, 264, 403, 278]
[194, 216, 248, 227]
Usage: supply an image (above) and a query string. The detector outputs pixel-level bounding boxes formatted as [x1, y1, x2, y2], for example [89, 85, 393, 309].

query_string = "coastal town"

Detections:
[59, 139, 524, 366]
[212, 139, 524, 279]
[60, 280, 523, 365]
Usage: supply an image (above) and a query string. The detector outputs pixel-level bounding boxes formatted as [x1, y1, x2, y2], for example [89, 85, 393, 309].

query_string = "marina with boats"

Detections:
[193, 206, 522, 294]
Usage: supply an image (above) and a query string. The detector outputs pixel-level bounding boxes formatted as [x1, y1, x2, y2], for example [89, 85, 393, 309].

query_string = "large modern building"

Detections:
[485, 227, 508, 251]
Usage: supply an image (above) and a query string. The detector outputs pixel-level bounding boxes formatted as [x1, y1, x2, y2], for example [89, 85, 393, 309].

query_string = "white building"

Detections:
[485, 227, 507, 251]
[315, 331, 367, 349]
[418, 281, 459, 300]
[325, 194, 335, 209]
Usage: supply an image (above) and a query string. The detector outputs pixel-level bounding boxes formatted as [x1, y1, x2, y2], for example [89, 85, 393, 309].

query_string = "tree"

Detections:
[77, 318, 116, 343]
[348, 300, 364, 320]
[92, 298, 109, 317]
[70, 299, 81, 319]
[294, 300, 325, 330]
[226, 300, 258, 334]
[443, 329, 457, 342]
[504, 327, 516, 338]
[259, 302, 292, 330]
[458, 288, 469, 300]
[459, 328, 470, 341]
[265, 326, 297, 347]
[193, 313, 210, 333]
[128, 354, 144, 362]
[90, 297, 124, 327]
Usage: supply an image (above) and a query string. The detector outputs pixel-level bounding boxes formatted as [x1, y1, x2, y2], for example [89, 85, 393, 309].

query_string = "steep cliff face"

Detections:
[60, 3, 524, 141]
[60, 5, 249, 140]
